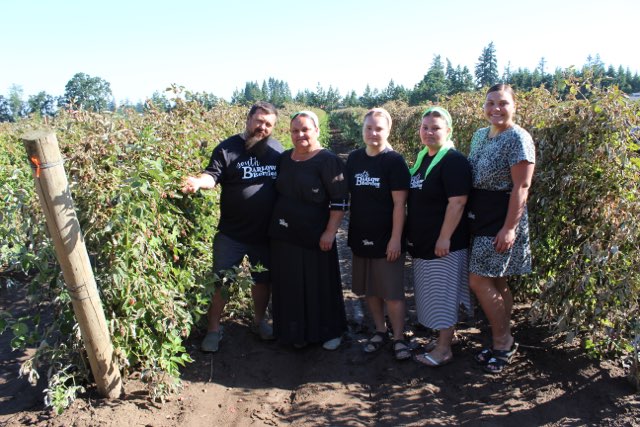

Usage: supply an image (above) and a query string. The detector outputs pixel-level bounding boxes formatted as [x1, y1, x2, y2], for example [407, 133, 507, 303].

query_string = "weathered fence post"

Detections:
[22, 129, 122, 399]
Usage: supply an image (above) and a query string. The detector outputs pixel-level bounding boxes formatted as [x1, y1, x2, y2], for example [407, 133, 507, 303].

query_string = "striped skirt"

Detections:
[413, 249, 471, 330]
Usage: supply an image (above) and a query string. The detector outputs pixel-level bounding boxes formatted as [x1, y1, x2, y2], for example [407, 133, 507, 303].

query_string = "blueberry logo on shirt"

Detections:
[279, 219, 289, 228]
[312, 188, 320, 193]
[362, 239, 374, 246]
[410, 174, 424, 189]
[354, 171, 380, 188]
[237, 157, 277, 179]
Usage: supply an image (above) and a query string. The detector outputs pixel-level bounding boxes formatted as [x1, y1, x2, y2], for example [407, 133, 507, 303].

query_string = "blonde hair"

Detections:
[364, 107, 392, 129]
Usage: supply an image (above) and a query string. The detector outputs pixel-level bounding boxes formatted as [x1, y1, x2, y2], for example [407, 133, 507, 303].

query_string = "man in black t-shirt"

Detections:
[182, 101, 283, 353]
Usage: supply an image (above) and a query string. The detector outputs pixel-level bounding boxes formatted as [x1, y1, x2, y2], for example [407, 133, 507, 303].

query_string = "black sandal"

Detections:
[474, 348, 493, 365]
[483, 342, 519, 374]
[392, 339, 412, 361]
[363, 331, 388, 353]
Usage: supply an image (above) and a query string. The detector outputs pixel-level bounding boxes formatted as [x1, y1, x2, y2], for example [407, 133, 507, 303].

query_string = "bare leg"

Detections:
[207, 288, 226, 332]
[385, 299, 406, 341]
[469, 273, 513, 351]
[433, 326, 454, 358]
[494, 276, 513, 326]
[366, 296, 387, 333]
[251, 282, 270, 325]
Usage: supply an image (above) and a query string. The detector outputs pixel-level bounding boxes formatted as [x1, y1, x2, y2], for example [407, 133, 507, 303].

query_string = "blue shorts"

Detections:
[213, 232, 270, 285]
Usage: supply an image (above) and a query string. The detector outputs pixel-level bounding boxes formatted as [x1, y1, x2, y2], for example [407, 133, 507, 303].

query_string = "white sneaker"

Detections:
[251, 320, 275, 341]
[322, 336, 342, 351]
[201, 326, 224, 352]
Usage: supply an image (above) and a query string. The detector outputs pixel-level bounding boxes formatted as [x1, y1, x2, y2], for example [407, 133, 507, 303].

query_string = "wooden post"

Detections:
[22, 129, 122, 399]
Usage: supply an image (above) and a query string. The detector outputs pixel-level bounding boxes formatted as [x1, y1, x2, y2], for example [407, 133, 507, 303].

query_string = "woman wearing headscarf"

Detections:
[269, 111, 349, 350]
[467, 84, 535, 374]
[407, 106, 472, 367]
[346, 108, 411, 360]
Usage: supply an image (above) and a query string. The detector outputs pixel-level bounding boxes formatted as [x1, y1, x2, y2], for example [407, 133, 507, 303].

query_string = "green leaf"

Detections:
[11, 322, 29, 337]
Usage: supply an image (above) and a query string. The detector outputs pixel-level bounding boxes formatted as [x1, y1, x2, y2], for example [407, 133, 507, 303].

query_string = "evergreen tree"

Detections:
[502, 61, 513, 83]
[604, 65, 617, 87]
[342, 90, 360, 107]
[147, 91, 172, 111]
[310, 83, 326, 108]
[244, 81, 263, 103]
[359, 84, 379, 108]
[447, 61, 475, 95]
[475, 42, 499, 88]
[264, 78, 292, 107]
[379, 79, 408, 104]
[294, 89, 312, 105]
[583, 54, 606, 79]
[458, 66, 475, 93]
[616, 66, 631, 92]
[537, 57, 547, 76]
[231, 88, 247, 105]
[410, 55, 448, 105]
[552, 67, 567, 94]
[186, 91, 219, 109]
[324, 85, 341, 111]
[631, 72, 640, 92]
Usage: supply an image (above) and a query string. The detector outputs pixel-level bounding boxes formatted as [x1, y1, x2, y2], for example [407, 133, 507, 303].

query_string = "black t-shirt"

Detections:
[203, 134, 283, 244]
[346, 148, 410, 258]
[406, 149, 472, 259]
[269, 149, 348, 249]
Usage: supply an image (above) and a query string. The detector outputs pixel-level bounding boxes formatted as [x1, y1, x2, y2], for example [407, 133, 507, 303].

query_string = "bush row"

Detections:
[0, 96, 329, 411]
[1, 83, 638, 411]
[328, 82, 640, 383]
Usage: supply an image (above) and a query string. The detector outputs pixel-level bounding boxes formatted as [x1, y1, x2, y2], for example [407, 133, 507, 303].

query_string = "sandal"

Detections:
[392, 339, 412, 361]
[363, 331, 388, 353]
[474, 348, 493, 365]
[483, 342, 519, 374]
[414, 352, 452, 367]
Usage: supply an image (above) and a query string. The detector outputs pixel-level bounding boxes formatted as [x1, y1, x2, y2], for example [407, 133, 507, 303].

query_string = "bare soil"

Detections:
[1, 224, 639, 427]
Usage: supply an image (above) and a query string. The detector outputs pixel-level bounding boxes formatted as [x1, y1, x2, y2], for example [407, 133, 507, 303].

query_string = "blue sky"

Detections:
[2, 0, 638, 103]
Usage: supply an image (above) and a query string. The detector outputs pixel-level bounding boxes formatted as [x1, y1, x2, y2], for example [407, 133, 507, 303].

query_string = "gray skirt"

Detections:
[351, 254, 405, 300]
[413, 249, 471, 330]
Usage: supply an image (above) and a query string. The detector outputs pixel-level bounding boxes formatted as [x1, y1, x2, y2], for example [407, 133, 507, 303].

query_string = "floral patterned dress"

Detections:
[468, 125, 536, 277]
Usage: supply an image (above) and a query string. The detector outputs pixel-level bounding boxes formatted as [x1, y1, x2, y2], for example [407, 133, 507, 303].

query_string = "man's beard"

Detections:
[244, 129, 269, 149]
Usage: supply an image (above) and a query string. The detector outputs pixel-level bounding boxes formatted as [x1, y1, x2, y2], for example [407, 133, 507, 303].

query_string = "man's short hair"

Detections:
[248, 101, 278, 119]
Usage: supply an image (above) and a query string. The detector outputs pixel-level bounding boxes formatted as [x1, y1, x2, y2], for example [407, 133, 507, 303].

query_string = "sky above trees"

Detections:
[2, 0, 638, 103]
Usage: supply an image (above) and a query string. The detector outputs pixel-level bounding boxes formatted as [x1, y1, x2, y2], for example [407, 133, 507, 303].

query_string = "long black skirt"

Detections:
[270, 239, 347, 346]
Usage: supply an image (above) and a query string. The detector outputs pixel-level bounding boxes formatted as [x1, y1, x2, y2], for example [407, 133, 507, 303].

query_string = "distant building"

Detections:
[629, 92, 640, 101]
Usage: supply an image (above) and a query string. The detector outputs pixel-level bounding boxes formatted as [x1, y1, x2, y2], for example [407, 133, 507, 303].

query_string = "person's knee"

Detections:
[385, 299, 405, 309]
[468, 277, 483, 293]
[469, 273, 494, 292]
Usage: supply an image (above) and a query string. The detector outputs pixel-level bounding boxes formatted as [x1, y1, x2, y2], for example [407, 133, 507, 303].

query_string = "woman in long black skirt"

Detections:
[269, 111, 349, 350]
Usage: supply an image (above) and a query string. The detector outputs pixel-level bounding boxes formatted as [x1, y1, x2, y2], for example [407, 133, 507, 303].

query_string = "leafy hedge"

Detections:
[0, 96, 324, 411]
[330, 81, 640, 385]
[2, 82, 639, 411]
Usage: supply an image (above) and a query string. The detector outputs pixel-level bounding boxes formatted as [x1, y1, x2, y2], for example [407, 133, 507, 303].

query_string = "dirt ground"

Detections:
[1, 224, 639, 427]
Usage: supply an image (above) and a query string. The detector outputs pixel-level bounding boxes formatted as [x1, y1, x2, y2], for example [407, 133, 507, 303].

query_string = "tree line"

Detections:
[2, 42, 640, 121]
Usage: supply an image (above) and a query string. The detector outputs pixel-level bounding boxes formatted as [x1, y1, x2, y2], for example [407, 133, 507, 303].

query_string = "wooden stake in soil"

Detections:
[22, 129, 123, 399]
